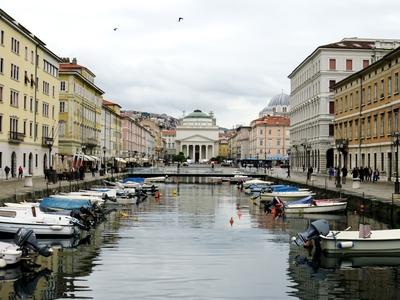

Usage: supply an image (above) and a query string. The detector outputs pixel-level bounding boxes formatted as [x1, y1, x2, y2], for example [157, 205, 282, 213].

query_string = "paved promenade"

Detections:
[0, 172, 120, 202]
[254, 167, 396, 204]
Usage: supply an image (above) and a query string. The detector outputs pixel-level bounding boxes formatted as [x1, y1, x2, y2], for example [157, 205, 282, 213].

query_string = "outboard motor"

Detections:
[292, 219, 330, 246]
[14, 228, 52, 257]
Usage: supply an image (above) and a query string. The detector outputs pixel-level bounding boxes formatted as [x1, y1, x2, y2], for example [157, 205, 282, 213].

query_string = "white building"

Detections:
[288, 38, 400, 173]
[175, 110, 219, 162]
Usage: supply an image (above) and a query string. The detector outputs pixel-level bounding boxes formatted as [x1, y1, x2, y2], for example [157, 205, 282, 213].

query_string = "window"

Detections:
[374, 82, 378, 100]
[329, 124, 334, 136]
[24, 71, 29, 85]
[23, 121, 26, 135]
[29, 97, 33, 112]
[380, 113, 385, 135]
[42, 81, 49, 95]
[367, 86, 371, 103]
[0, 115, 2, 132]
[10, 64, 19, 80]
[0, 30, 3, 45]
[395, 73, 399, 94]
[0, 86, 3, 101]
[329, 59, 336, 70]
[0, 58, 3, 73]
[346, 59, 353, 71]
[349, 121, 353, 139]
[363, 59, 369, 68]
[52, 105, 54, 118]
[23, 95, 27, 110]
[329, 80, 336, 91]
[367, 117, 371, 137]
[374, 115, 378, 136]
[30, 50, 34, 64]
[349, 93, 353, 109]
[355, 120, 359, 139]
[24, 47, 28, 61]
[259, 129, 263, 135]
[11, 37, 20, 54]
[361, 119, 365, 138]
[29, 122, 32, 137]
[35, 100, 38, 114]
[35, 154, 38, 168]
[0, 152, 2, 169]
[10, 90, 18, 107]
[43, 60, 58, 77]
[23, 153, 26, 168]
[380, 79, 385, 98]
[388, 77, 392, 96]
[60, 101, 65, 112]
[395, 110, 399, 132]
[42, 102, 49, 117]
[388, 111, 392, 134]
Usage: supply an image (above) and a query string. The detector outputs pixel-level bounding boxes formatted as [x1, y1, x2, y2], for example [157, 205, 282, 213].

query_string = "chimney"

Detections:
[72, 58, 77, 64]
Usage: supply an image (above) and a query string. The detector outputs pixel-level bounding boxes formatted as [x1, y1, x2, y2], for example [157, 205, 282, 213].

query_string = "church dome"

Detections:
[185, 109, 211, 119]
[268, 93, 290, 107]
[259, 92, 290, 117]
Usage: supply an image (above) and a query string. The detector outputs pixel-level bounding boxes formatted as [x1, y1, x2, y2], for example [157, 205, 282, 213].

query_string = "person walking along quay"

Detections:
[4, 166, 10, 180]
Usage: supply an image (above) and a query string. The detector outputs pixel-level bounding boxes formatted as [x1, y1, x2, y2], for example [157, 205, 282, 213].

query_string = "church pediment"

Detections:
[177, 134, 217, 142]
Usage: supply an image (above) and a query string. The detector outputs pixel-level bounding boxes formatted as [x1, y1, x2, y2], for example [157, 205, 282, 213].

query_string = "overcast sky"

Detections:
[3, 1, 400, 128]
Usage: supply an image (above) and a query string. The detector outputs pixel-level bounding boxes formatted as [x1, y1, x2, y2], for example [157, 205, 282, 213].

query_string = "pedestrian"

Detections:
[341, 166, 348, 184]
[287, 166, 291, 178]
[4, 166, 10, 180]
[79, 165, 85, 180]
[359, 167, 364, 182]
[303, 164, 306, 172]
[328, 166, 334, 181]
[18, 166, 23, 179]
[373, 169, 380, 182]
[307, 166, 313, 181]
[91, 166, 95, 177]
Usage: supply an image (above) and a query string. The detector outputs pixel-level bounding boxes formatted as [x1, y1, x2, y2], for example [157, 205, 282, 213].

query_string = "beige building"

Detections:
[249, 115, 290, 161]
[0, 9, 61, 178]
[140, 118, 161, 161]
[101, 100, 122, 167]
[334, 46, 400, 181]
[59, 59, 103, 164]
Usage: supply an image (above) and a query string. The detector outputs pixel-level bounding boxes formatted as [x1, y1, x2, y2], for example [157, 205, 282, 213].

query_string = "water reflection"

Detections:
[0, 184, 399, 299]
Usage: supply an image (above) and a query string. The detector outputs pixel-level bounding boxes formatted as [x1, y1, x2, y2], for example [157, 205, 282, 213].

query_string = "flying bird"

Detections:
[113, 27, 118, 31]
[178, 17, 183, 22]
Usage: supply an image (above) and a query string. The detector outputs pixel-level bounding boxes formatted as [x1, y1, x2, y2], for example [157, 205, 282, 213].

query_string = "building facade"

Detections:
[0, 9, 61, 178]
[59, 59, 103, 165]
[249, 115, 290, 161]
[161, 129, 176, 160]
[140, 118, 162, 161]
[289, 38, 400, 173]
[101, 100, 122, 166]
[334, 46, 400, 180]
[175, 110, 219, 162]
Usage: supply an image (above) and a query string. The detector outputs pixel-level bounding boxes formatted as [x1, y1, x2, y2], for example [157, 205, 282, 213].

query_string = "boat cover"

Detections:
[40, 197, 92, 210]
[122, 177, 145, 183]
[289, 196, 313, 205]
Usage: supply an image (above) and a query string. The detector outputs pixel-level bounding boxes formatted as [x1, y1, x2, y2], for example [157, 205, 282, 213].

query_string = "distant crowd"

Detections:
[327, 166, 380, 184]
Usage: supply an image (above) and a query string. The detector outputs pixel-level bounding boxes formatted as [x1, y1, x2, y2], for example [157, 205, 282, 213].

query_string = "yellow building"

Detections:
[0, 9, 61, 178]
[334, 46, 400, 180]
[59, 58, 103, 164]
[218, 139, 229, 158]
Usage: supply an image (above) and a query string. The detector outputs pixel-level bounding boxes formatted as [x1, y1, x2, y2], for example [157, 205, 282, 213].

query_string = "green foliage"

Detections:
[172, 152, 186, 162]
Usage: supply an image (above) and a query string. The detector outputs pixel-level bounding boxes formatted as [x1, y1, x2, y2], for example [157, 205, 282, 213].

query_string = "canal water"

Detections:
[2, 183, 400, 299]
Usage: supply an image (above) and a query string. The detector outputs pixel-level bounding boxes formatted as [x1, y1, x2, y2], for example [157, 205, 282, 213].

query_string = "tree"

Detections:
[172, 152, 186, 163]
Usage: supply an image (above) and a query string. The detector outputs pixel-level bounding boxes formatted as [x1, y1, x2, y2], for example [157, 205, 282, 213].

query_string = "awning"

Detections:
[83, 155, 95, 161]
[89, 155, 101, 161]
[115, 157, 127, 163]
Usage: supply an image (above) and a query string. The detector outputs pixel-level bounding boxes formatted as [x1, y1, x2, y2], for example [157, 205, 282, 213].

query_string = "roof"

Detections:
[288, 38, 399, 78]
[185, 109, 211, 119]
[161, 129, 176, 136]
[60, 63, 96, 77]
[103, 100, 122, 108]
[334, 46, 400, 89]
[252, 115, 290, 127]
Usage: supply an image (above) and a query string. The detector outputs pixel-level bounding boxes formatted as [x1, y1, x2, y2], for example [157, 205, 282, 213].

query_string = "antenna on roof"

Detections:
[182, 110, 185, 118]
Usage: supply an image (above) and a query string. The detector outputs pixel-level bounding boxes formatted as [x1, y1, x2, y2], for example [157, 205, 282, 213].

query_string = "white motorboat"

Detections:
[284, 197, 347, 214]
[243, 179, 273, 188]
[230, 174, 250, 184]
[68, 189, 116, 200]
[0, 206, 80, 236]
[260, 190, 315, 202]
[293, 219, 400, 255]
[52, 194, 104, 205]
[144, 176, 167, 183]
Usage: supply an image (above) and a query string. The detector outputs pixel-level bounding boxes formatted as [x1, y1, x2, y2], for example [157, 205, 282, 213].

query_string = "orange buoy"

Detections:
[229, 217, 234, 226]
[237, 211, 242, 219]
[155, 191, 160, 198]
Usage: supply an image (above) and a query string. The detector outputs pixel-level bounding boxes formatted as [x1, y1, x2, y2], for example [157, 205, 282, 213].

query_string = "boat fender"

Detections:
[50, 225, 63, 231]
[337, 241, 354, 249]
[0, 259, 6, 268]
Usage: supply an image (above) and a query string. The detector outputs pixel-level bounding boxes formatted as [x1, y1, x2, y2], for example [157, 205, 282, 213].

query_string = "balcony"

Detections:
[84, 137, 99, 147]
[9, 131, 25, 143]
[42, 137, 54, 147]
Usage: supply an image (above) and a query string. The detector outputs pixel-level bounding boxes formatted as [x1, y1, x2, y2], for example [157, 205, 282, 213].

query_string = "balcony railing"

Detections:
[42, 137, 54, 147]
[9, 131, 25, 143]
[84, 137, 99, 147]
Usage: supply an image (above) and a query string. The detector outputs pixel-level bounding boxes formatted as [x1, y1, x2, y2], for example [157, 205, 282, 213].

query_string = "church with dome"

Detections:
[175, 110, 219, 162]
[259, 93, 291, 117]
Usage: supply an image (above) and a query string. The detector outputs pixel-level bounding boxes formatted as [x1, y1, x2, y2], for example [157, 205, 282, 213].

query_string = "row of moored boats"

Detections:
[0, 177, 159, 268]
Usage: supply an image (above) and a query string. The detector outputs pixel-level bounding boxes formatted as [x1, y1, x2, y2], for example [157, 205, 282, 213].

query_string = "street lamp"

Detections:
[392, 132, 400, 194]
[102, 146, 106, 174]
[45, 137, 54, 170]
[287, 149, 291, 178]
[335, 138, 348, 189]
